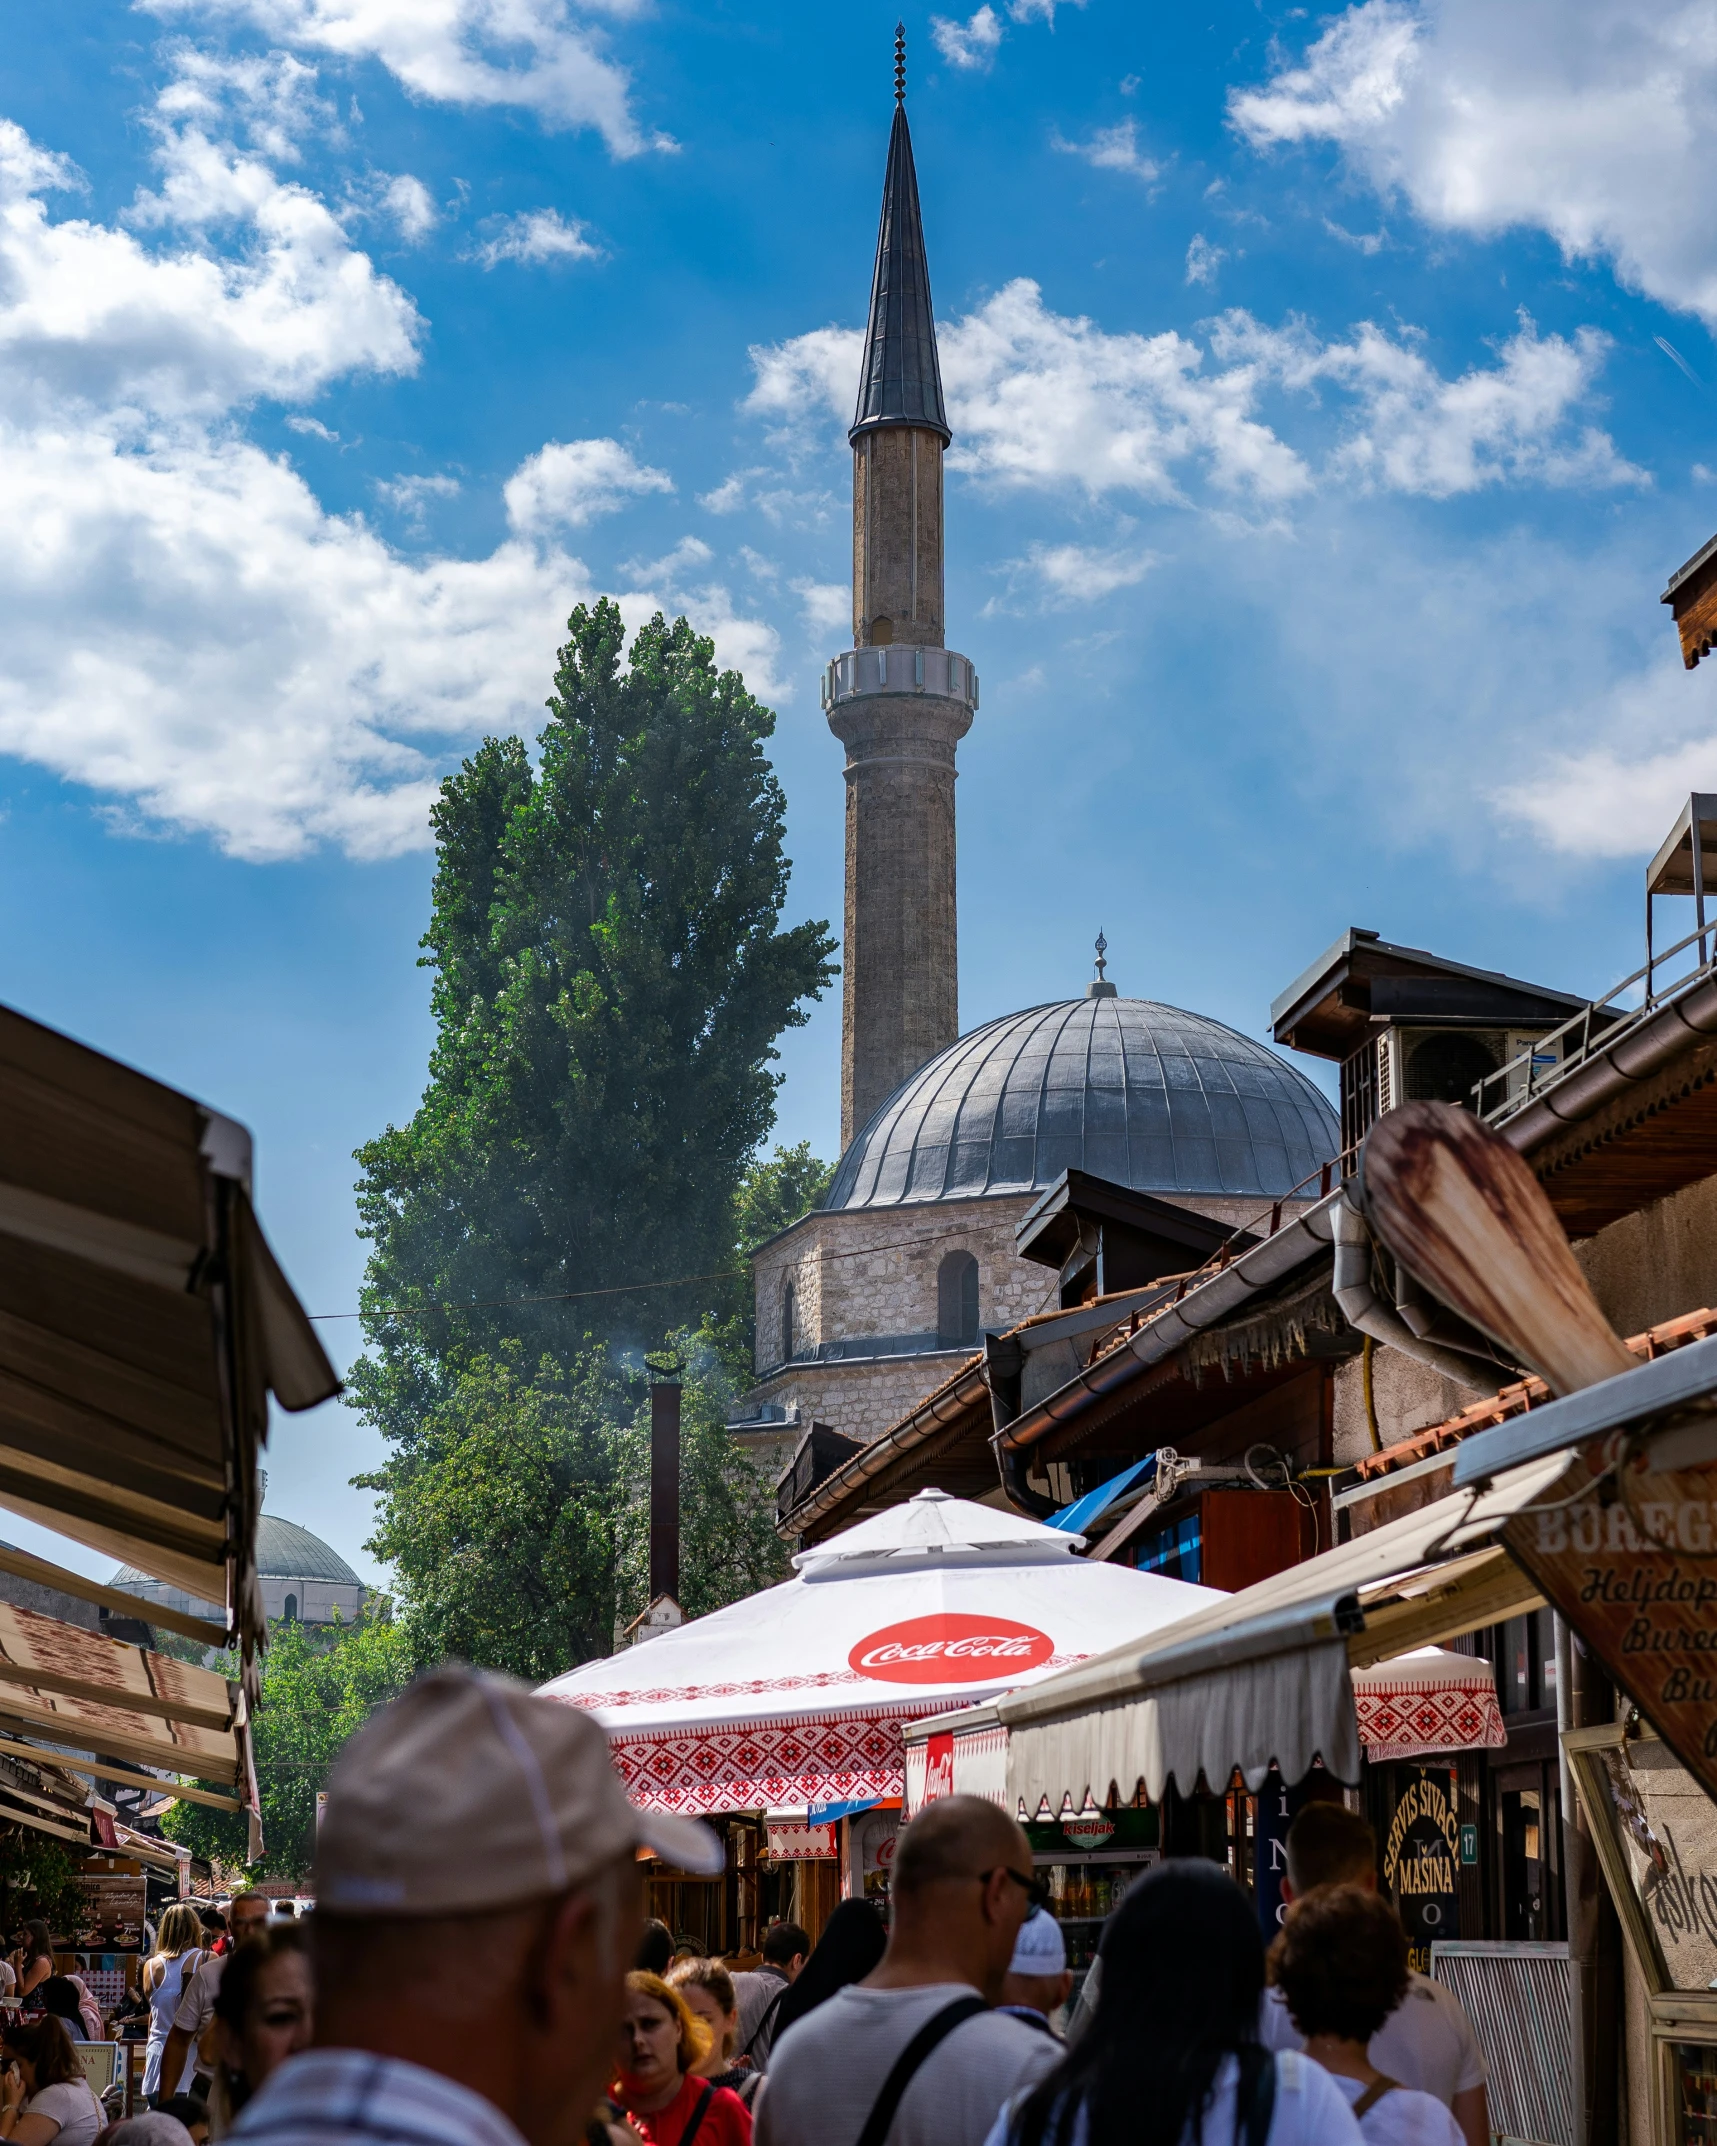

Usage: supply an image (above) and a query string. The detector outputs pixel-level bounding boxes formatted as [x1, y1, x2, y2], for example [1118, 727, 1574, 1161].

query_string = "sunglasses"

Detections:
[979, 1865, 1052, 1911]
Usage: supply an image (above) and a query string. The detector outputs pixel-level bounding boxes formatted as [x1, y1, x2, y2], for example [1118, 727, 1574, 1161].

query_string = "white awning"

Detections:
[988, 1455, 1564, 1816]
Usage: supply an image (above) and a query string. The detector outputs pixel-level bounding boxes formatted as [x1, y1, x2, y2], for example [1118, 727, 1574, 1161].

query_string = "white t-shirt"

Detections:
[172, 1951, 226, 2080]
[24, 2079, 103, 2146]
[1334, 2073, 1464, 2146]
[1260, 1976, 1488, 2105]
[981, 2049, 1364, 2146]
[756, 1982, 1060, 2146]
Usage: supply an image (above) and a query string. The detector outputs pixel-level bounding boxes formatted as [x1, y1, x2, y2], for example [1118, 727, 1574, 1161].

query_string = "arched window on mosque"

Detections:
[937, 1251, 980, 1348]
[781, 1278, 797, 1365]
[284, 1593, 298, 1624]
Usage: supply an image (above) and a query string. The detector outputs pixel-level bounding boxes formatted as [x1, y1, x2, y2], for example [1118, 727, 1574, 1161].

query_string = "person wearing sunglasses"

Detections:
[755, 1796, 1059, 2146]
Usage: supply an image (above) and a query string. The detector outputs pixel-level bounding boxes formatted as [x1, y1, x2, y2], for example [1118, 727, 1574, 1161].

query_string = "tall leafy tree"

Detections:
[351, 601, 836, 1441]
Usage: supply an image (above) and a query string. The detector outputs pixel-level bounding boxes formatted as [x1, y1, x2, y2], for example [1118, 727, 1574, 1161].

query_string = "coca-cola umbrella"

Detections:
[537, 1489, 1219, 1816]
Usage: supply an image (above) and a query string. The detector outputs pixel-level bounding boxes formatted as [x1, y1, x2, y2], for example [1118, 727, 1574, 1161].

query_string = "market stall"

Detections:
[539, 1488, 1219, 1943]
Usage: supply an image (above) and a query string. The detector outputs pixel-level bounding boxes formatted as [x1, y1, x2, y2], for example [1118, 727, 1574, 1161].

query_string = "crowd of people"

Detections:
[0, 1667, 1497, 2146]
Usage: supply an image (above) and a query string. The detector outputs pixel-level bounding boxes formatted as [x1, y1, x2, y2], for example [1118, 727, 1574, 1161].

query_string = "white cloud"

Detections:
[698, 470, 756, 513]
[614, 537, 785, 699]
[1185, 234, 1226, 287]
[792, 579, 849, 635]
[471, 207, 600, 268]
[375, 470, 461, 528]
[621, 535, 712, 585]
[154, 46, 330, 161]
[1018, 541, 1157, 600]
[748, 284, 1638, 510]
[368, 171, 437, 241]
[1230, 0, 1717, 326]
[285, 413, 338, 439]
[1324, 217, 1389, 255]
[503, 438, 673, 533]
[1054, 117, 1160, 183]
[148, 0, 670, 156]
[931, 8, 1004, 70]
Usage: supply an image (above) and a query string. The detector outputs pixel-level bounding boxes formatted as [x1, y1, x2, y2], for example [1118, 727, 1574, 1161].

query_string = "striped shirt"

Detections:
[227, 2048, 529, 2146]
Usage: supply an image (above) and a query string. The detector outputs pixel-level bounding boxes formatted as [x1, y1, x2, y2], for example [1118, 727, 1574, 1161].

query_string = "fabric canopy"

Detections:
[1353, 1645, 1506, 1760]
[0, 1004, 339, 1676]
[540, 1489, 1221, 1815]
[988, 1454, 1562, 1816]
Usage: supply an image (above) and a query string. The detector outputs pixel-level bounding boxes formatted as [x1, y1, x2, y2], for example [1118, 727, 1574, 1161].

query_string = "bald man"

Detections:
[757, 1796, 1059, 2146]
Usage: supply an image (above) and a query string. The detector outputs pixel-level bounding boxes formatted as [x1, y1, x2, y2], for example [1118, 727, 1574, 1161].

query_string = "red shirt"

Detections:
[623, 2073, 751, 2146]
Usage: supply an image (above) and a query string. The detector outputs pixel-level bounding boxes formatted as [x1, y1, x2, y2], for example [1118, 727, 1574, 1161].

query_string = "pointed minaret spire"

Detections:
[850, 39, 950, 448]
[824, 55, 976, 1146]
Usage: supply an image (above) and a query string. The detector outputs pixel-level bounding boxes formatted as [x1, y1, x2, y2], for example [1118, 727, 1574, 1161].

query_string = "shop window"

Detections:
[1129, 1512, 1201, 1584]
[781, 1279, 796, 1364]
[937, 1252, 980, 1347]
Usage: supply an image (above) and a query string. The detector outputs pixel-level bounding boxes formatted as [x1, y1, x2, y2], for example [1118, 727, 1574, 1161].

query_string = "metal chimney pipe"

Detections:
[648, 1365, 682, 1605]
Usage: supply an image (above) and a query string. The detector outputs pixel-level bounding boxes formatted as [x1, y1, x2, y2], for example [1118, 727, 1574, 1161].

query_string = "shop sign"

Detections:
[923, 1733, 955, 1802]
[765, 1821, 837, 1861]
[73, 1873, 145, 1952]
[1382, 1766, 1460, 1974]
[1502, 1439, 1717, 1802]
[1061, 1814, 1116, 1848]
[848, 1614, 1054, 1685]
[852, 1808, 900, 1904]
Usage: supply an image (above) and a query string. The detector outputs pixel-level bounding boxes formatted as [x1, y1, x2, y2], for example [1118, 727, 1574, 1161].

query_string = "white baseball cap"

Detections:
[1008, 1906, 1066, 1976]
[316, 1665, 722, 1915]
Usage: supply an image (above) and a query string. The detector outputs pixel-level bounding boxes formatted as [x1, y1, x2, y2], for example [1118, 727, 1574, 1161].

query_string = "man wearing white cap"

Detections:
[997, 1910, 1072, 2037]
[228, 1666, 722, 2146]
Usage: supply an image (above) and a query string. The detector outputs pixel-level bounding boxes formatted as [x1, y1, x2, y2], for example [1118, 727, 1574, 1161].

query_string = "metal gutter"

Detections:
[1497, 969, 1717, 1153]
[994, 1190, 1344, 1453]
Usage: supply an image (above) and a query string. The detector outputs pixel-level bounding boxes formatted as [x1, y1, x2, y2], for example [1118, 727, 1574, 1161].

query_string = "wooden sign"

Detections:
[1504, 1435, 1717, 1799]
[1380, 1765, 1461, 1974]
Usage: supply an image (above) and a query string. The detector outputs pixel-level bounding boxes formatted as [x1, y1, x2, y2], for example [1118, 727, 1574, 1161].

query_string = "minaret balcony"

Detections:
[821, 644, 978, 713]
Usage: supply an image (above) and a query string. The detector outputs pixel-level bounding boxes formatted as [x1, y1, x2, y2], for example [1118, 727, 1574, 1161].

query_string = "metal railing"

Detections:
[1472, 913, 1717, 1124]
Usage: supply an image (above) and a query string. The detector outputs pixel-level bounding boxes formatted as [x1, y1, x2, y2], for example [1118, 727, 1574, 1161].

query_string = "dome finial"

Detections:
[1087, 929, 1118, 1000]
[894, 21, 906, 103]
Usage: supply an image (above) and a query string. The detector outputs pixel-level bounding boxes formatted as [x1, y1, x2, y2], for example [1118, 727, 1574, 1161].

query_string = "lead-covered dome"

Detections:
[825, 996, 1339, 1211]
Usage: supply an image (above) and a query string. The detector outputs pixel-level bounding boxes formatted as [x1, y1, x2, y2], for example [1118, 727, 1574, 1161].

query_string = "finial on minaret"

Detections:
[1087, 929, 1118, 1000]
[895, 22, 906, 103]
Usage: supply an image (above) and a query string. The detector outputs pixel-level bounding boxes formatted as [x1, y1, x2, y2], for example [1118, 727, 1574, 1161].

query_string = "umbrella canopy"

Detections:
[538, 1489, 1220, 1816]
[1352, 1645, 1506, 1761]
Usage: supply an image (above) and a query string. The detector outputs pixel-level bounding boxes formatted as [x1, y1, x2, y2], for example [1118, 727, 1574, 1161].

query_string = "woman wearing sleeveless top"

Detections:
[140, 1905, 205, 2100]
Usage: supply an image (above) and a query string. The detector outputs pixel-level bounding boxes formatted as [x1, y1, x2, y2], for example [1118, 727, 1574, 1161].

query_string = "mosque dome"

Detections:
[824, 994, 1340, 1212]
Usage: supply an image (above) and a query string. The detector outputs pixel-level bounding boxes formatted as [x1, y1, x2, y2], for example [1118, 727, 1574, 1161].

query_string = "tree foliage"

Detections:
[350, 602, 836, 1443]
[162, 1609, 413, 1879]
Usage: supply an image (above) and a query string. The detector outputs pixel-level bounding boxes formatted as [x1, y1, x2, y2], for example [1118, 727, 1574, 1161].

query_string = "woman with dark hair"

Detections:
[30, 1988, 83, 2045]
[0, 2015, 104, 2145]
[984, 1862, 1363, 2146]
[208, 1927, 312, 2127]
[765, 1901, 886, 2046]
[14, 1930, 52, 2008]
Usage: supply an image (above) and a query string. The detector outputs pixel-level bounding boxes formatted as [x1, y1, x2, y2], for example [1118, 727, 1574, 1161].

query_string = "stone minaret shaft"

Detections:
[826, 79, 976, 1147]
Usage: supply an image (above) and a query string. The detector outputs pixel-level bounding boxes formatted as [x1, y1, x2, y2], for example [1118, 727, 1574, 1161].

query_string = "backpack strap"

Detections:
[677, 2081, 716, 2146]
[1234, 2045, 1277, 2146]
[1353, 2076, 1401, 2119]
[855, 1995, 989, 2146]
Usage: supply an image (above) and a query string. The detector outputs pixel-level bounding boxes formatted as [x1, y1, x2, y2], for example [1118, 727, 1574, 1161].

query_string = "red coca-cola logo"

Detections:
[849, 1613, 1054, 1685]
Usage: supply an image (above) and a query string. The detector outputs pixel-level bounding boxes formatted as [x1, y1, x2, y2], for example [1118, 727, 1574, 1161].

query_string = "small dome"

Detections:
[825, 996, 1339, 1212]
[112, 1514, 361, 1592]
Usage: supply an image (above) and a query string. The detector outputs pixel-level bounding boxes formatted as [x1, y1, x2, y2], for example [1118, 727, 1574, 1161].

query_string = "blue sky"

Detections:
[4, 0, 1716, 1589]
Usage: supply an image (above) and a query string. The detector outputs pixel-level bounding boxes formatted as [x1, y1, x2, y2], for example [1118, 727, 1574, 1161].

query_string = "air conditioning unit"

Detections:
[1381, 1028, 1564, 1113]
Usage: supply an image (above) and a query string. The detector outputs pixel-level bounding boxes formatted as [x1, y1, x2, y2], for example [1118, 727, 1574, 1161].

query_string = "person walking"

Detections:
[983, 1861, 1362, 2146]
[756, 1796, 1058, 2146]
[731, 1927, 807, 2073]
[612, 1974, 751, 2146]
[996, 1913, 1071, 2037]
[160, 1897, 270, 2107]
[1257, 1804, 1489, 2146]
[763, 1902, 886, 2052]
[222, 1664, 721, 2146]
[1268, 1888, 1461, 2146]
[666, 1961, 759, 2108]
[207, 1926, 313, 2131]
[142, 1908, 207, 2102]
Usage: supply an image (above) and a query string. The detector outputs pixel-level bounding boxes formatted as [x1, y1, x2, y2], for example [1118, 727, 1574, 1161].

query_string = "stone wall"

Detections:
[1574, 1168, 1717, 1335]
[743, 1350, 980, 1447]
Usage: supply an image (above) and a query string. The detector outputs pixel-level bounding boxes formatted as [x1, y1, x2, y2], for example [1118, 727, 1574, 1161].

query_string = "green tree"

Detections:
[350, 602, 836, 1443]
[709, 1141, 834, 1380]
[162, 1608, 413, 1879]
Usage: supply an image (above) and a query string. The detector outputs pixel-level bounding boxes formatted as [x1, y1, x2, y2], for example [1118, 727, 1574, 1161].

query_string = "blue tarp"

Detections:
[807, 1796, 886, 1828]
[1047, 1452, 1157, 1537]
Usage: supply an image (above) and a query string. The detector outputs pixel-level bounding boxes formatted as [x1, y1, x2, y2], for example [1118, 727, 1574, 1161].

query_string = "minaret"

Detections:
[823, 28, 978, 1147]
